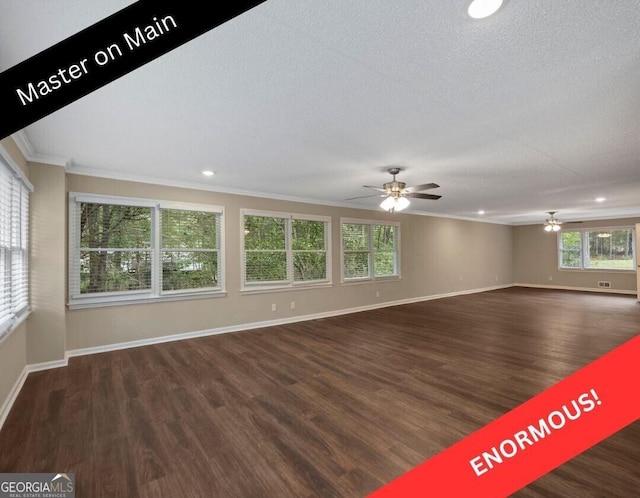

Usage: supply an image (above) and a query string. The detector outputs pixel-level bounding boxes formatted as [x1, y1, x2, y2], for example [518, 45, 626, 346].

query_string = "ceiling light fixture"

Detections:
[468, 0, 504, 19]
[202, 170, 215, 177]
[380, 195, 410, 213]
[595, 197, 606, 203]
[478, 210, 485, 215]
[543, 211, 562, 232]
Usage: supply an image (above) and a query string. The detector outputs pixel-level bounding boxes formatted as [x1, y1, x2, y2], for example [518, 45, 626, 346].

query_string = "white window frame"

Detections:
[240, 209, 332, 292]
[340, 217, 401, 283]
[0, 147, 33, 340]
[68, 193, 225, 309]
[557, 227, 636, 272]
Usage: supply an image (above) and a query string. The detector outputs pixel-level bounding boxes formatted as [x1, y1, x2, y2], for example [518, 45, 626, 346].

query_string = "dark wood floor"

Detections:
[1, 288, 639, 497]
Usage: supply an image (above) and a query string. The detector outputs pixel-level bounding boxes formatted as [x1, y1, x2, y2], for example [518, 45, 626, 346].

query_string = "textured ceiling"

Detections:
[1, 0, 639, 224]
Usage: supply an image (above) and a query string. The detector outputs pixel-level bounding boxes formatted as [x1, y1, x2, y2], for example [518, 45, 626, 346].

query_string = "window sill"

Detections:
[67, 291, 227, 310]
[341, 276, 402, 285]
[0, 309, 31, 346]
[557, 268, 636, 274]
[240, 282, 333, 295]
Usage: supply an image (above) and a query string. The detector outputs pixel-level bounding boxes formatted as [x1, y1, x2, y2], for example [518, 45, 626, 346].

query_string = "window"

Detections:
[69, 193, 224, 308]
[341, 219, 400, 281]
[558, 228, 636, 271]
[161, 209, 219, 291]
[559, 231, 582, 269]
[0, 152, 32, 337]
[241, 210, 330, 290]
[78, 203, 153, 294]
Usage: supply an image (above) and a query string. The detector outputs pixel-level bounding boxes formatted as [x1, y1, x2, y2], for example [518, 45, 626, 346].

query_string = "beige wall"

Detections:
[66, 174, 514, 350]
[514, 218, 639, 293]
[0, 322, 27, 418]
[0, 137, 29, 175]
[0, 137, 29, 419]
[28, 163, 67, 364]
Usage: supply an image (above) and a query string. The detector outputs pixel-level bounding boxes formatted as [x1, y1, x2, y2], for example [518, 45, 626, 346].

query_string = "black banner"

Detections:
[0, 0, 267, 140]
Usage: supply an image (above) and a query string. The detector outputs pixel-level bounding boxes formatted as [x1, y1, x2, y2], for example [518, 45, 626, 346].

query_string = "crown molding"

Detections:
[65, 163, 511, 225]
[512, 211, 640, 226]
[28, 153, 69, 167]
[410, 209, 511, 225]
[11, 130, 35, 158]
[11, 130, 68, 167]
[65, 162, 373, 207]
[10, 131, 510, 227]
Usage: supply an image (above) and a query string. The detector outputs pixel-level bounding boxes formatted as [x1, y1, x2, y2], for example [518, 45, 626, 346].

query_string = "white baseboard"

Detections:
[3, 282, 631, 433]
[1, 283, 514, 425]
[0, 359, 69, 432]
[514, 283, 636, 296]
[0, 366, 28, 432]
[27, 358, 69, 373]
[67, 284, 514, 358]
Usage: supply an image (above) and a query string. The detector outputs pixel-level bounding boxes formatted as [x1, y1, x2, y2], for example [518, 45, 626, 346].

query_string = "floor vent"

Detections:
[597, 281, 611, 289]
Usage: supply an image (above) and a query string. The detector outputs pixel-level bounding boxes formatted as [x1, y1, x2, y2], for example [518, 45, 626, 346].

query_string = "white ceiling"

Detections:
[2, 0, 640, 224]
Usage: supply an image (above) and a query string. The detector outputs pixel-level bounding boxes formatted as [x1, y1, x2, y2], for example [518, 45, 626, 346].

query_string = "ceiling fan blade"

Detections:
[406, 193, 442, 200]
[363, 185, 387, 192]
[403, 183, 440, 193]
[345, 194, 388, 200]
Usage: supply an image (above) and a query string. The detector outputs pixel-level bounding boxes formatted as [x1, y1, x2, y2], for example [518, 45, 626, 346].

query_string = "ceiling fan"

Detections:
[543, 211, 562, 232]
[346, 167, 441, 213]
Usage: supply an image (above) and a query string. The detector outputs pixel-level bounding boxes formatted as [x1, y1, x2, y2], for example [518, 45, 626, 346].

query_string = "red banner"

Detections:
[369, 334, 640, 497]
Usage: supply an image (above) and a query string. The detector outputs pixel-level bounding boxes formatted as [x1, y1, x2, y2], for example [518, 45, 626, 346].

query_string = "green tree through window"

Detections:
[243, 212, 330, 287]
[559, 231, 581, 269]
[80, 203, 152, 293]
[71, 195, 224, 304]
[161, 209, 219, 291]
[558, 228, 635, 270]
[342, 220, 399, 280]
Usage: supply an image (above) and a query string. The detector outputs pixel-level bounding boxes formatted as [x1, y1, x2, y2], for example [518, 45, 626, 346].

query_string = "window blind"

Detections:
[341, 219, 400, 281]
[68, 194, 224, 307]
[241, 211, 330, 290]
[0, 155, 31, 337]
[160, 208, 222, 291]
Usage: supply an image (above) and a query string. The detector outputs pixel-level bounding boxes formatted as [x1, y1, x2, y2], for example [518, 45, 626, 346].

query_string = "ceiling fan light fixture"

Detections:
[380, 196, 410, 213]
[348, 167, 440, 209]
[468, 0, 503, 19]
[395, 196, 410, 211]
[543, 211, 562, 232]
[380, 196, 395, 212]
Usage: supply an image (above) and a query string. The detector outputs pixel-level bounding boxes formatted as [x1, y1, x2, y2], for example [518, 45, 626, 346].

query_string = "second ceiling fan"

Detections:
[347, 167, 441, 213]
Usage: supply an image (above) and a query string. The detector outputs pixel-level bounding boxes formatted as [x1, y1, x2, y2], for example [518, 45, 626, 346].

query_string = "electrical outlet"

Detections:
[375, 291, 380, 298]
[549, 276, 553, 281]
[290, 301, 296, 310]
[271, 303, 277, 312]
